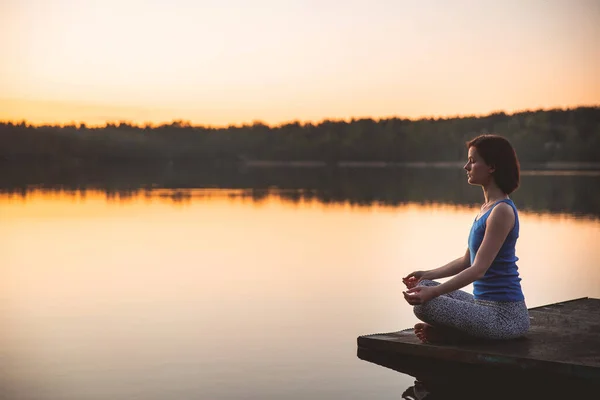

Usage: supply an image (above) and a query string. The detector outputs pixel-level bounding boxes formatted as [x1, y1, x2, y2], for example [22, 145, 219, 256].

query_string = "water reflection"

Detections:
[1, 183, 599, 399]
[2, 165, 600, 218]
[399, 378, 592, 400]
[359, 346, 598, 400]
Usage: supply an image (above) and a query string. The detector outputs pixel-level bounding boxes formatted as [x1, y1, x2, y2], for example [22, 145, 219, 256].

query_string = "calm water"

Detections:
[1, 168, 599, 399]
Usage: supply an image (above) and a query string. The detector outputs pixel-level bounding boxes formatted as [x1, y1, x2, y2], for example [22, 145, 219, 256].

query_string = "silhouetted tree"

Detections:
[0, 107, 598, 166]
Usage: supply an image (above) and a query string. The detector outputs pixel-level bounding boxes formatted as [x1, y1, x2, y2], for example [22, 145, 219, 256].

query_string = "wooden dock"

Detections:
[357, 297, 600, 392]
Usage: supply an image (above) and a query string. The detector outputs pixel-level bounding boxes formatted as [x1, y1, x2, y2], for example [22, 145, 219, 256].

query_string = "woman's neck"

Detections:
[482, 184, 507, 205]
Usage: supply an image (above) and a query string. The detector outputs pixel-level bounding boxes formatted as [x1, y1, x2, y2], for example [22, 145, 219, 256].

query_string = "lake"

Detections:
[1, 166, 599, 399]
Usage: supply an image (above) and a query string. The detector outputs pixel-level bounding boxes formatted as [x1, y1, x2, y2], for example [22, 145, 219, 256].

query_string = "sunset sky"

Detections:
[1, 0, 599, 127]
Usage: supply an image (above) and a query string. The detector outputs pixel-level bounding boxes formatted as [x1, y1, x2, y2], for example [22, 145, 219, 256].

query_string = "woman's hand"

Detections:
[402, 285, 439, 305]
[402, 271, 428, 289]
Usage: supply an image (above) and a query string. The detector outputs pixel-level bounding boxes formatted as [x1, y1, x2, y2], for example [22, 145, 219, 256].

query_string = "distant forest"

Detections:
[1, 106, 599, 166]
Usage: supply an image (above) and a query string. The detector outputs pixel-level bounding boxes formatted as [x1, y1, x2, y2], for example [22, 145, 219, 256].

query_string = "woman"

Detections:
[402, 134, 529, 343]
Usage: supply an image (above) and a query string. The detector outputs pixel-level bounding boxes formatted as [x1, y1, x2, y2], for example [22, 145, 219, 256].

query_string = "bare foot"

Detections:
[414, 323, 436, 343]
[414, 323, 469, 344]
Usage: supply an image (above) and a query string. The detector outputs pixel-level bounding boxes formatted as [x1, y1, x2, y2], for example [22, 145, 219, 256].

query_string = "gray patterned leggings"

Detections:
[412, 280, 530, 340]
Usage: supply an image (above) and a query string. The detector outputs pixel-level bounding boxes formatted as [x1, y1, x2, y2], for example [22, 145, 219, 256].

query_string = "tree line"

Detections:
[1, 106, 599, 165]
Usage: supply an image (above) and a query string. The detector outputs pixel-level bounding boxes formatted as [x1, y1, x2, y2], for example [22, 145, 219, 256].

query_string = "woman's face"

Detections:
[464, 146, 494, 186]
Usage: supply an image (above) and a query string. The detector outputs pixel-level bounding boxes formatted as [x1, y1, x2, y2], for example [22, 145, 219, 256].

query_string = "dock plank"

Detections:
[357, 297, 600, 382]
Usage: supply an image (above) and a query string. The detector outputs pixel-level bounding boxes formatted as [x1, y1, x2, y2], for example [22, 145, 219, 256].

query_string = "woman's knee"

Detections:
[413, 302, 434, 323]
[417, 279, 439, 287]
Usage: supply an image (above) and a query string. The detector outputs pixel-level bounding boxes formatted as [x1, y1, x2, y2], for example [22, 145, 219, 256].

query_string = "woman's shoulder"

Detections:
[499, 199, 519, 214]
[494, 201, 514, 211]
[488, 202, 517, 227]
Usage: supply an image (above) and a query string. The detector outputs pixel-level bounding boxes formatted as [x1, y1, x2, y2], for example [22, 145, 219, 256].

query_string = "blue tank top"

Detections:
[468, 199, 524, 302]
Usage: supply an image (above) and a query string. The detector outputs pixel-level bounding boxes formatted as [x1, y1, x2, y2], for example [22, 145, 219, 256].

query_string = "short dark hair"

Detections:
[466, 134, 520, 194]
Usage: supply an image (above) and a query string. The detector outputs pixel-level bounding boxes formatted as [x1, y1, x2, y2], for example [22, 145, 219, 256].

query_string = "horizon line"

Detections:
[1, 103, 599, 129]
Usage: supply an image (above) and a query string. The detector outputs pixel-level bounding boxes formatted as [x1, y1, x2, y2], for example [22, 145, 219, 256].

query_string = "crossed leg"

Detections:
[410, 280, 483, 344]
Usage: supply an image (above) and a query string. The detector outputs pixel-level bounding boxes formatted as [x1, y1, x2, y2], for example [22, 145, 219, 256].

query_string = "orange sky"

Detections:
[1, 0, 599, 127]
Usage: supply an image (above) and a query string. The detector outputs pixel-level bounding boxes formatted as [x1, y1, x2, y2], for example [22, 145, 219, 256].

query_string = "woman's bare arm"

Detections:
[423, 248, 471, 280]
